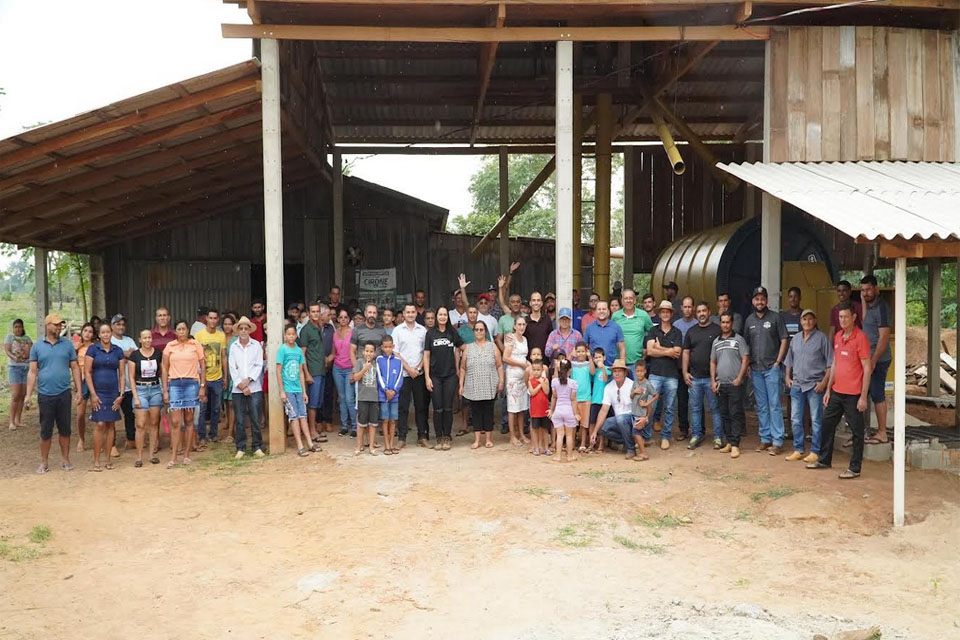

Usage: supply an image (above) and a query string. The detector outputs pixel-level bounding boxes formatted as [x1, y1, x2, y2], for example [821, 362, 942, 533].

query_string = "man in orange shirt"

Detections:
[808, 302, 871, 478]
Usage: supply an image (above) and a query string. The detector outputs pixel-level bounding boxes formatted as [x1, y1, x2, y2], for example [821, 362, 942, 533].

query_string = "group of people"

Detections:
[8, 262, 891, 480]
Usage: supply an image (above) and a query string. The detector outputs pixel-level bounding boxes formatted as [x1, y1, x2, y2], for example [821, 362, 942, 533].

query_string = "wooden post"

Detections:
[261, 38, 286, 454]
[893, 256, 907, 527]
[594, 93, 613, 300]
[498, 147, 510, 276]
[332, 149, 344, 289]
[88, 252, 106, 319]
[555, 41, 574, 314]
[572, 93, 583, 293]
[926, 258, 941, 397]
[623, 147, 635, 291]
[34, 248, 49, 335]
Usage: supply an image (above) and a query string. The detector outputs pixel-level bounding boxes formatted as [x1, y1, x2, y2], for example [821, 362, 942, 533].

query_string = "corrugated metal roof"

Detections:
[716, 161, 960, 242]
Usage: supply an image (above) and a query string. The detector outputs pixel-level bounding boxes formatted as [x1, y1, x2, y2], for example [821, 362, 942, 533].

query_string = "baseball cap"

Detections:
[663, 281, 679, 290]
[545, 292, 556, 300]
[751, 286, 769, 298]
[801, 308, 817, 318]
[44, 313, 64, 325]
[558, 307, 573, 319]
[110, 313, 126, 324]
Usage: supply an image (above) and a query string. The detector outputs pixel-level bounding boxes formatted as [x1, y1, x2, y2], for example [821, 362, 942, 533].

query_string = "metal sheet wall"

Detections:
[119, 261, 251, 333]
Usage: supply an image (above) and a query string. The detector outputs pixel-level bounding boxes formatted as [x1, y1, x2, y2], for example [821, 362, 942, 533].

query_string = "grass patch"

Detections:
[28, 525, 52, 544]
[0, 542, 42, 562]
[753, 473, 772, 484]
[704, 528, 738, 541]
[614, 536, 669, 555]
[516, 486, 550, 497]
[733, 577, 749, 588]
[750, 486, 799, 503]
[555, 523, 598, 548]
[188, 447, 266, 476]
[696, 468, 748, 482]
[636, 510, 692, 530]
[579, 470, 643, 484]
[733, 510, 755, 522]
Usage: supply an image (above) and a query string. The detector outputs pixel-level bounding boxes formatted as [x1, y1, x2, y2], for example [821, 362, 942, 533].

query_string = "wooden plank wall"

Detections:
[769, 27, 959, 162]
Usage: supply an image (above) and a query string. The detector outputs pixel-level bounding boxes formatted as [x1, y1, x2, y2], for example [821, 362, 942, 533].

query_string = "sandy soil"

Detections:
[1, 405, 959, 640]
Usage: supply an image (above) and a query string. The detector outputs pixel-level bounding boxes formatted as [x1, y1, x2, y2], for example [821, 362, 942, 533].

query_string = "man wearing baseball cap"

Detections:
[643, 300, 684, 449]
[744, 286, 789, 455]
[662, 281, 682, 314]
[545, 308, 582, 361]
[784, 309, 833, 463]
[25, 313, 82, 474]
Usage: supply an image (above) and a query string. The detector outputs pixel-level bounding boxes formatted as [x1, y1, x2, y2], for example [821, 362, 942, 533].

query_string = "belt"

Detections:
[137, 381, 160, 387]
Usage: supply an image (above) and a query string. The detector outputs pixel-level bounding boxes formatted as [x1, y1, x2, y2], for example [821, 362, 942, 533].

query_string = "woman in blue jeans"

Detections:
[331, 309, 357, 436]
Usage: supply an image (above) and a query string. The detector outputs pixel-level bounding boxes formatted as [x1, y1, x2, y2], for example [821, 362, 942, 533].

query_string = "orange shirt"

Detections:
[165, 339, 204, 380]
[831, 327, 871, 396]
[77, 343, 91, 380]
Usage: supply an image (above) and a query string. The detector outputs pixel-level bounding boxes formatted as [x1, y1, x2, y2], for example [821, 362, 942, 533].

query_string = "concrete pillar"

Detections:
[893, 256, 907, 527]
[261, 38, 286, 454]
[555, 40, 574, 313]
[623, 147, 635, 291]
[956, 258, 959, 427]
[926, 258, 941, 397]
[499, 147, 510, 276]
[332, 149, 344, 290]
[34, 248, 49, 335]
[760, 193, 782, 311]
[594, 92, 613, 300]
[572, 93, 583, 293]
[88, 252, 106, 319]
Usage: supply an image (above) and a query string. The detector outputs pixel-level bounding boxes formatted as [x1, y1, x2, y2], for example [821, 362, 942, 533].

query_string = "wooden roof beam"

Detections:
[0, 77, 259, 172]
[0, 101, 262, 194]
[468, 3, 506, 146]
[280, 107, 331, 180]
[471, 155, 555, 256]
[223, 24, 769, 43]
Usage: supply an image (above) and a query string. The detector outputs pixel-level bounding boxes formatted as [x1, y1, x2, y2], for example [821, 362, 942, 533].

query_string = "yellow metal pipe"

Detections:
[652, 114, 685, 175]
[594, 93, 612, 299]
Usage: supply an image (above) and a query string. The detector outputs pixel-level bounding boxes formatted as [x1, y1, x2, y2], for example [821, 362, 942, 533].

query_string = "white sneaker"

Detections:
[253, 449, 265, 458]
[234, 450, 245, 460]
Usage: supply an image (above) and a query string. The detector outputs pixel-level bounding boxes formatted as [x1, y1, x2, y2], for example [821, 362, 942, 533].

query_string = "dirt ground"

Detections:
[1, 403, 959, 640]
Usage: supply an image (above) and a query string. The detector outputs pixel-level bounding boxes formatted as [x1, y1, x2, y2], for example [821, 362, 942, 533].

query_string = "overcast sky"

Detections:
[0, 0, 480, 256]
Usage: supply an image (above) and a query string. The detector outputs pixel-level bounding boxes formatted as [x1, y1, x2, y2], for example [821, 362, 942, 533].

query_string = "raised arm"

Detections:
[458, 273, 471, 307]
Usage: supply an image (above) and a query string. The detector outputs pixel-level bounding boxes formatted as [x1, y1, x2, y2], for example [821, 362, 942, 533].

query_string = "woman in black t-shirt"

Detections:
[423, 307, 463, 450]
[128, 329, 162, 467]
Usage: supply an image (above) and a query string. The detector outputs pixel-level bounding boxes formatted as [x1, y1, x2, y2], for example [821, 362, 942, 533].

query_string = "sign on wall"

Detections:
[359, 268, 397, 308]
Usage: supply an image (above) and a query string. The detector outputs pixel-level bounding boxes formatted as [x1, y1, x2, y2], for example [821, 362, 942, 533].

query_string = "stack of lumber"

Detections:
[907, 352, 957, 395]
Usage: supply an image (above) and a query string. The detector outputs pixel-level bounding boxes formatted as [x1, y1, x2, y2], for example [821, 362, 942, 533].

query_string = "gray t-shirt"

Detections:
[781, 310, 803, 339]
[744, 310, 788, 371]
[862, 298, 891, 363]
[631, 378, 656, 418]
[352, 359, 380, 402]
[352, 324, 387, 356]
[710, 334, 749, 384]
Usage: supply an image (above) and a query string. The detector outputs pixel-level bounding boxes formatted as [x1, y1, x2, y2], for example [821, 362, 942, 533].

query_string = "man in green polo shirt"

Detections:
[612, 288, 654, 370]
[297, 302, 328, 444]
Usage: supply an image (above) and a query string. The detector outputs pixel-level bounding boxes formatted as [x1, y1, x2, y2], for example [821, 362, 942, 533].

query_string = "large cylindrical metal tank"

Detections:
[651, 215, 837, 319]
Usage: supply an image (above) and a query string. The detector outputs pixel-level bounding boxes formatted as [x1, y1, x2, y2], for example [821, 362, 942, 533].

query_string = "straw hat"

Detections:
[235, 315, 255, 331]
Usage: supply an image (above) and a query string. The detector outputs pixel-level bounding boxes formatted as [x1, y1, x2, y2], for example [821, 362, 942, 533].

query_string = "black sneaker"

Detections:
[806, 461, 831, 470]
[500, 425, 509, 434]
[350, 431, 357, 438]
[338, 429, 348, 437]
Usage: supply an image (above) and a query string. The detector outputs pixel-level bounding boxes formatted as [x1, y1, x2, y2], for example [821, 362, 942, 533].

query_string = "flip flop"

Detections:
[61, 461, 74, 471]
[455, 429, 469, 437]
[134, 460, 143, 468]
[36, 464, 50, 474]
[90, 465, 103, 472]
[485, 442, 494, 448]
[150, 457, 160, 465]
[864, 437, 888, 445]
[104, 463, 114, 470]
[470, 442, 480, 449]
[167, 461, 176, 469]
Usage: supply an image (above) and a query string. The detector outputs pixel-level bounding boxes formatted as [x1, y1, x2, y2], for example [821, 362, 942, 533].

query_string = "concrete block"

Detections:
[919, 448, 946, 470]
[863, 442, 892, 462]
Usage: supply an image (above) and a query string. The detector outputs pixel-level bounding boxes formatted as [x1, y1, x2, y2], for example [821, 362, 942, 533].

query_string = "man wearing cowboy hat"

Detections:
[590, 359, 639, 460]
[228, 316, 265, 458]
[25, 313, 82, 474]
[644, 300, 684, 450]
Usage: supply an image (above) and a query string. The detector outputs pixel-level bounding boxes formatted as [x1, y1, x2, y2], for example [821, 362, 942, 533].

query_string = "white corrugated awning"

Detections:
[716, 161, 960, 243]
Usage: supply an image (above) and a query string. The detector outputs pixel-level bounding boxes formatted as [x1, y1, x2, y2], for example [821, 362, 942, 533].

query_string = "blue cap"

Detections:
[558, 307, 573, 319]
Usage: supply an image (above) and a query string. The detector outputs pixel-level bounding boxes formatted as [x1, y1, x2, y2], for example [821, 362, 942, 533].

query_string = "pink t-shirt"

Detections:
[333, 329, 353, 369]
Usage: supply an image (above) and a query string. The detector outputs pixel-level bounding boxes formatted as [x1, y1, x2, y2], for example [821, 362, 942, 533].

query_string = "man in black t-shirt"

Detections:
[644, 300, 683, 450]
[682, 301, 723, 450]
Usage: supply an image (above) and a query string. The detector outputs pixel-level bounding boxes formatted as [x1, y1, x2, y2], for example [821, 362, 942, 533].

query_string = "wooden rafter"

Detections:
[280, 108, 331, 179]
[0, 101, 261, 194]
[222, 24, 769, 43]
[0, 77, 259, 171]
[468, 3, 506, 146]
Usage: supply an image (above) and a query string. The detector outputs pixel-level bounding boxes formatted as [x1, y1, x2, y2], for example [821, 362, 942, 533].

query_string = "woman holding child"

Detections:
[502, 316, 530, 447]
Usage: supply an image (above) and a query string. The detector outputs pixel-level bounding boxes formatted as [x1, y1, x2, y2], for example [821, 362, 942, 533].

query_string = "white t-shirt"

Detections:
[449, 308, 468, 328]
[477, 312, 498, 337]
[602, 379, 634, 416]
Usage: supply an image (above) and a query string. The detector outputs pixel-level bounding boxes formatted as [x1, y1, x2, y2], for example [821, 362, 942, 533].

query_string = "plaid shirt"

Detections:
[544, 328, 583, 360]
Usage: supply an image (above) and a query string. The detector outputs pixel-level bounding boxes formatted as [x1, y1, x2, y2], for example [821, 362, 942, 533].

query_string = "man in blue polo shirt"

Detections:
[583, 300, 625, 366]
[25, 313, 82, 474]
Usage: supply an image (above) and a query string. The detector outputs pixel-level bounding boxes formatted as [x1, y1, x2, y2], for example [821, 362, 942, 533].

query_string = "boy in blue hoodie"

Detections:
[376, 335, 404, 455]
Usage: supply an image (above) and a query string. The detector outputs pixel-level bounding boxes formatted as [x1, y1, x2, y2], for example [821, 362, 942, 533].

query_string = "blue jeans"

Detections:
[600, 413, 636, 452]
[197, 379, 223, 440]
[790, 385, 824, 453]
[688, 377, 722, 440]
[752, 367, 784, 446]
[332, 365, 356, 432]
[648, 375, 679, 440]
[233, 391, 263, 452]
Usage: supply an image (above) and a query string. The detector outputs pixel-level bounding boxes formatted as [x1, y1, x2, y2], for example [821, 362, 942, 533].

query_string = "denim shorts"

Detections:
[135, 384, 163, 409]
[168, 378, 200, 411]
[307, 376, 324, 410]
[380, 401, 398, 421]
[7, 365, 27, 385]
[869, 359, 891, 403]
[284, 392, 307, 420]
